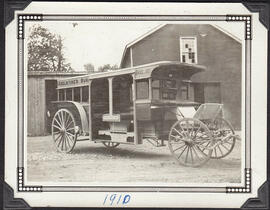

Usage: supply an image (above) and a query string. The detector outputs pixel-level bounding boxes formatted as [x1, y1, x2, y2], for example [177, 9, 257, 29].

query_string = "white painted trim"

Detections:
[130, 47, 133, 67]
[212, 24, 242, 43]
[179, 36, 198, 64]
[120, 24, 166, 67]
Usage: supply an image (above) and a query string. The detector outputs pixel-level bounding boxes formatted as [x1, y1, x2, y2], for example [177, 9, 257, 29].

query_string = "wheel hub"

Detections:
[184, 138, 194, 146]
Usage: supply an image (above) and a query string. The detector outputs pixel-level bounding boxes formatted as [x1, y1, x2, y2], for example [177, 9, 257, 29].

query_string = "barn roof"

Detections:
[120, 24, 241, 67]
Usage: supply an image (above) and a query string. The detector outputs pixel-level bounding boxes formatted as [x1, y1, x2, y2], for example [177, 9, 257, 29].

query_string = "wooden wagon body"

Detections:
[50, 61, 237, 167]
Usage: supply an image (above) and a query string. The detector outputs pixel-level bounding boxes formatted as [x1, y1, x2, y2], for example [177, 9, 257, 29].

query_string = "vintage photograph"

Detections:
[26, 21, 243, 184]
[4, 1, 269, 208]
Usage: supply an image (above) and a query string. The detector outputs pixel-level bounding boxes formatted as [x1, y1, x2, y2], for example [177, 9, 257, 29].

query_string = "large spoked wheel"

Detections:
[206, 118, 236, 159]
[168, 118, 213, 167]
[51, 109, 77, 153]
[102, 142, 120, 148]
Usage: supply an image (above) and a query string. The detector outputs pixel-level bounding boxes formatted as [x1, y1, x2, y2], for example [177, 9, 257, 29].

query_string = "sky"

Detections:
[25, 21, 244, 72]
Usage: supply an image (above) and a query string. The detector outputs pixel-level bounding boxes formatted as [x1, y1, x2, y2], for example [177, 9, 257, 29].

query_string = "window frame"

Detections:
[136, 79, 149, 100]
[179, 36, 198, 64]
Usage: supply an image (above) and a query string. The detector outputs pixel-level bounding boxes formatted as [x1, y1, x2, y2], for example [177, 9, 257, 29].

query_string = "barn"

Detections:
[27, 71, 87, 136]
[120, 24, 242, 129]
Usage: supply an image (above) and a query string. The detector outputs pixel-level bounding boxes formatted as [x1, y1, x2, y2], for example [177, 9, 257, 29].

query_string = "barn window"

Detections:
[180, 37, 197, 64]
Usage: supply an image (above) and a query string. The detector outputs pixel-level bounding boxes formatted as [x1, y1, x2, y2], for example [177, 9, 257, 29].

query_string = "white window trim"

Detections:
[179, 36, 198, 64]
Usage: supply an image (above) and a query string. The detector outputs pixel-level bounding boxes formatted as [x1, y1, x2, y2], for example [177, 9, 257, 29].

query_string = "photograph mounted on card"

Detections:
[4, 1, 269, 208]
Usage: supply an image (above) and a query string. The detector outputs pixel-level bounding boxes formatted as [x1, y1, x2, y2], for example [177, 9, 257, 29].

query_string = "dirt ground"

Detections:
[27, 134, 241, 183]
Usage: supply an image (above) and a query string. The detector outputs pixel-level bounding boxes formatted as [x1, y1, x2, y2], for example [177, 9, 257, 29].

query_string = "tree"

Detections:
[27, 25, 73, 72]
[98, 64, 119, 72]
[83, 63, 95, 74]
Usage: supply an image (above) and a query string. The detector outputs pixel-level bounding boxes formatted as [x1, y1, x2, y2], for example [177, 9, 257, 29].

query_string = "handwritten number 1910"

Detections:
[103, 194, 131, 205]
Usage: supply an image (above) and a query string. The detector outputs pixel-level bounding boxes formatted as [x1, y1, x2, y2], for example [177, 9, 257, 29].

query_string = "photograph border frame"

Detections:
[2, 1, 269, 209]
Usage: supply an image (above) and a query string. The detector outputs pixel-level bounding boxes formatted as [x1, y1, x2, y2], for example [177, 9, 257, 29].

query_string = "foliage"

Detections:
[84, 63, 95, 73]
[98, 64, 119, 72]
[27, 25, 73, 72]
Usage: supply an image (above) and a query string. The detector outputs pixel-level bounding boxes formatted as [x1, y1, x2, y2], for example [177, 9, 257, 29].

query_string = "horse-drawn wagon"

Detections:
[50, 61, 237, 167]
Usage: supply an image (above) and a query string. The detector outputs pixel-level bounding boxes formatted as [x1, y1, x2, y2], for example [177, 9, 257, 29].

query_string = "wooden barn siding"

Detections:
[27, 74, 87, 136]
[122, 24, 242, 129]
[27, 77, 46, 136]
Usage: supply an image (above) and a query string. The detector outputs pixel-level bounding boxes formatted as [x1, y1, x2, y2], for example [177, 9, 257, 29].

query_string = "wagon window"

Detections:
[136, 79, 149, 99]
[66, 88, 72, 101]
[59, 89, 65, 101]
[74, 87, 80, 102]
[82, 86, 89, 102]
[181, 83, 189, 100]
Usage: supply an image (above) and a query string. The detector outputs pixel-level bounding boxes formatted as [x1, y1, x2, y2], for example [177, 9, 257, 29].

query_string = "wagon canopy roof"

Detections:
[57, 61, 206, 89]
[134, 61, 206, 79]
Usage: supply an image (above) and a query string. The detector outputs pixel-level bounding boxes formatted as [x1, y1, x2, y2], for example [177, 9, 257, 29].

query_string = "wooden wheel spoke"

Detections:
[54, 117, 62, 128]
[66, 132, 75, 143]
[65, 113, 71, 127]
[192, 146, 201, 160]
[170, 134, 181, 139]
[56, 112, 63, 125]
[214, 147, 217, 157]
[65, 120, 74, 130]
[53, 131, 61, 135]
[66, 131, 75, 137]
[193, 124, 202, 138]
[173, 144, 186, 152]
[220, 143, 230, 151]
[177, 145, 188, 159]
[190, 146, 194, 163]
[60, 111, 65, 127]
[66, 127, 75, 132]
[200, 141, 211, 152]
[172, 128, 185, 138]
[54, 133, 62, 142]
[65, 133, 72, 148]
[58, 112, 64, 126]
[217, 145, 224, 156]
[61, 135, 65, 151]
[57, 135, 63, 148]
[177, 123, 188, 137]
[185, 146, 190, 163]
[53, 124, 62, 131]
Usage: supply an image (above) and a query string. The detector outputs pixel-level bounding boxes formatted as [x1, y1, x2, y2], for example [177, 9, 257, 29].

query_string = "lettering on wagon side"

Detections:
[58, 77, 90, 87]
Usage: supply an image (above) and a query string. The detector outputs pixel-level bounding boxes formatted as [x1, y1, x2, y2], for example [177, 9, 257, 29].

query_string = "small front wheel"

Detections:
[51, 109, 77, 153]
[168, 118, 213, 167]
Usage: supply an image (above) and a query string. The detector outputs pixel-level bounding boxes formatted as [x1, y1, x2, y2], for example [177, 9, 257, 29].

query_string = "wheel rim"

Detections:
[207, 118, 236, 159]
[168, 118, 213, 167]
[102, 142, 120, 148]
[51, 109, 77, 153]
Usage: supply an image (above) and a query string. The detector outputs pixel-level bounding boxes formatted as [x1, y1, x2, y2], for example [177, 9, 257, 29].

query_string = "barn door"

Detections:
[45, 80, 57, 134]
[193, 83, 205, 104]
[194, 82, 221, 104]
[204, 83, 221, 103]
